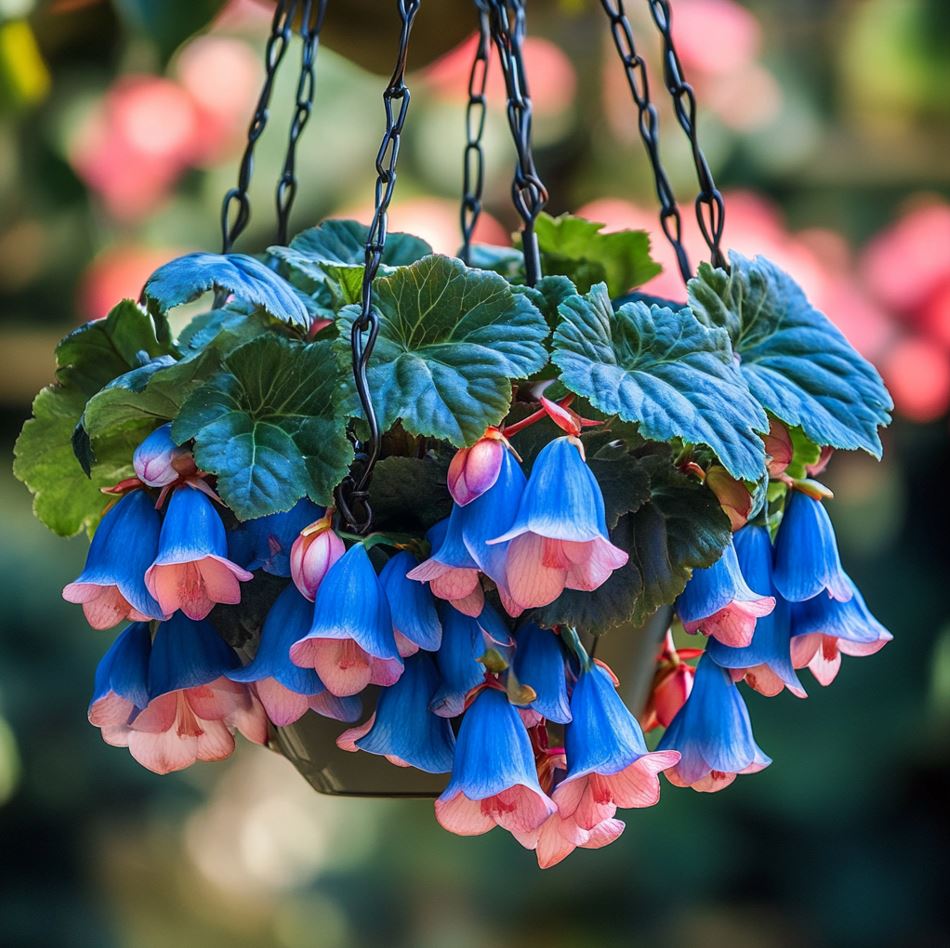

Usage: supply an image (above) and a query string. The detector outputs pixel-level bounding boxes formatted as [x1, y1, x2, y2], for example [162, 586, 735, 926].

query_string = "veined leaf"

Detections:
[552, 284, 768, 481]
[688, 252, 893, 456]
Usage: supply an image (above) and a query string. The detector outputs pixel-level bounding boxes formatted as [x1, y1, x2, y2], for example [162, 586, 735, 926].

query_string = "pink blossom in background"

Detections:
[79, 245, 183, 319]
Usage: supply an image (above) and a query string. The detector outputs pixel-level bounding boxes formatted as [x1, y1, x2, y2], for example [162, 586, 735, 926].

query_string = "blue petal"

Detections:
[228, 499, 323, 576]
[147, 612, 240, 698]
[431, 506, 480, 569]
[513, 623, 571, 724]
[356, 653, 455, 773]
[658, 654, 770, 782]
[301, 544, 400, 661]
[430, 603, 487, 717]
[564, 663, 648, 778]
[706, 526, 804, 694]
[90, 622, 151, 710]
[441, 687, 542, 800]
[791, 574, 889, 646]
[152, 485, 229, 565]
[676, 536, 762, 623]
[379, 551, 442, 651]
[227, 584, 324, 694]
[493, 437, 609, 543]
[475, 600, 514, 648]
[773, 491, 850, 602]
[72, 490, 164, 619]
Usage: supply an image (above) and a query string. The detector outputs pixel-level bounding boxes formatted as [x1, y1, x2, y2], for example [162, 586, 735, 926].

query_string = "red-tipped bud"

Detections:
[763, 418, 793, 477]
[290, 513, 345, 601]
[447, 427, 510, 506]
[706, 464, 753, 532]
[540, 395, 601, 437]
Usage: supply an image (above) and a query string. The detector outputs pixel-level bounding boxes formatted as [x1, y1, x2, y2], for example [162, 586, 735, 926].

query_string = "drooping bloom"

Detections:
[228, 498, 323, 577]
[642, 649, 697, 732]
[430, 602, 493, 718]
[447, 426, 510, 506]
[554, 663, 679, 828]
[290, 543, 403, 697]
[133, 422, 196, 487]
[144, 484, 253, 620]
[406, 511, 484, 617]
[337, 653, 455, 772]
[458, 444, 528, 617]
[706, 525, 806, 698]
[790, 576, 892, 685]
[63, 489, 166, 629]
[435, 687, 556, 836]
[88, 621, 151, 744]
[512, 623, 571, 724]
[488, 437, 628, 609]
[379, 550, 442, 655]
[112, 613, 268, 774]
[227, 584, 361, 725]
[773, 490, 852, 602]
[676, 535, 775, 648]
[658, 654, 771, 792]
[288, 511, 345, 601]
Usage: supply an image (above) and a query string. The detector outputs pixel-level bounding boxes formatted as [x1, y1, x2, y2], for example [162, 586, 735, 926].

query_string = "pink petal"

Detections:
[448, 438, 505, 506]
[808, 636, 842, 686]
[579, 817, 625, 851]
[292, 638, 373, 697]
[394, 630, 420, 658]
[791, 632, 821, 668]
[198, 557, 245, 605]
[89, 693, 136, 729]
[129, 692, 179, 733]
[486, 784, 557, 835]
[429, 568, 481, 603]
[63, 583, 131, 630]
[689, 597, 773, 647]
[534, 814, 584, 869]
[504, 533, 567, 608]
[449, 584, 485, 618]
[254, 678, 310, 726]
[600, 750, 680, 809]
[336, 714, 375, 752]
[564, 537, 629, 592]
[369, 657, 404, 687]
[435, 791, 497, 836]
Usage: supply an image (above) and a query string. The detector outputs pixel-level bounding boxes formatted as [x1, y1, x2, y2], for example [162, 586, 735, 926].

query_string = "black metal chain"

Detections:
[486, 0, 548, 287]
[220, 0, 297, 253]
[335, 0, 422, 534]
[645, 0, 727, 270]
[275, 0, 329, 246]
[459, 0, 491, 264]
[599, 0, 691, 283]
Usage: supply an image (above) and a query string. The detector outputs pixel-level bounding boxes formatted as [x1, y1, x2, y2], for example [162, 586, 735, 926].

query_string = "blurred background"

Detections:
[1, 0, 949, 945]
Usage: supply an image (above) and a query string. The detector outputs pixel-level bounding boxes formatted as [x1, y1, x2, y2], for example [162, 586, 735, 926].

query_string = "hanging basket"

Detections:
[14, 0, 896, 869]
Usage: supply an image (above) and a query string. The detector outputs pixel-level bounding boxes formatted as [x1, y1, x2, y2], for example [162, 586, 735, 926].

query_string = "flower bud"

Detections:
[133, 423, 195, 487]
[647, 661, 696, 730]
[763, 418, 793, 477]
[447, 427, 509, 506]
[706, 465, 753, 531]
[290, 514, 345, 601]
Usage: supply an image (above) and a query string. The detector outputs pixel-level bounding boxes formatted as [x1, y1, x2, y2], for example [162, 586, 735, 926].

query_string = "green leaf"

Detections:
[552, 284, 768, 481]
[144, 252, 310, 327]
[587, 451, 651, 529]
[534, 451, 730, 632]
[336, 255, 549, 446]
[364, 455, 453, 533]
[13, 300, 173, 536]
[688, 252, 893, 456]
[173, 335, 353, 520]
[467, 244, 525, 281]
[533, 213, 662, 296]
[513, 274, 578, 331]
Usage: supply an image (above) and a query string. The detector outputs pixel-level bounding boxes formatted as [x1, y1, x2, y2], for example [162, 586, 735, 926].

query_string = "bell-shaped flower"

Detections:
[773, 490, 852, 602]
[406, 512, 484, 617]
[458, 445, 528, 617]
[435, 687, 556, 836]
[379, 550, 442, 655]
[337, 653, 455, 772]
[121, 613, 268, 774]
[790, 575, 892, 686]
[555, 662, 679, 829]
[430, 603, 492, 717]
[228, 498, 323, 577]
[133, 423, 196, 487]
[705, 465, 753, 531]
[512, 623, 571, 724]
[227, 584, 360, 726]
[63, 489, 166, 629]
[706, 525, 806, 698]
[447, 426, 510, 506]
[676, 535, 775, 648]
[144, 485, 253, 620]
[290, 543, 403, 697]
[658, 654, 771, 792]
[488, 437, 628, 609]
[289, 511, 345, 601]
[88, 621, 151, 746]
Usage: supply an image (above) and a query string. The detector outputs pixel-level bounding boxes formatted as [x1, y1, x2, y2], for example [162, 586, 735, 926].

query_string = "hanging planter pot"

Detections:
[14, 0, 896, 869]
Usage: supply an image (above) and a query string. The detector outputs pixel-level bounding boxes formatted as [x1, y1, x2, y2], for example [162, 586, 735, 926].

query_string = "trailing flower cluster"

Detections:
[16, 214, 894, 867]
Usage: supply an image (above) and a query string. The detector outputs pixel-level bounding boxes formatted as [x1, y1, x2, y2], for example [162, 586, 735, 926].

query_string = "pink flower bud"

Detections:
[706, 465, 753, 531]
[290, 515, 345, 601]
[650, 662, 696, 729]
[806, 446, 834, 477]
[133, 423, 196, 487]
[763, 418, 793, 477]
[447, 427, 509, 506]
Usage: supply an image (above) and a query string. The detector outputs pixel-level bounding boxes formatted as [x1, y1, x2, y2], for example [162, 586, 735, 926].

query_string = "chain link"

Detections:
[599, 0, 690, 283]
[275, 0, 329, 246]
[645, 0, 727, 270]
[220, 0, 296, 254]
[486, 0, 548, 287]
[335, 0, 422, 534]
[459, 0, 491, 264]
